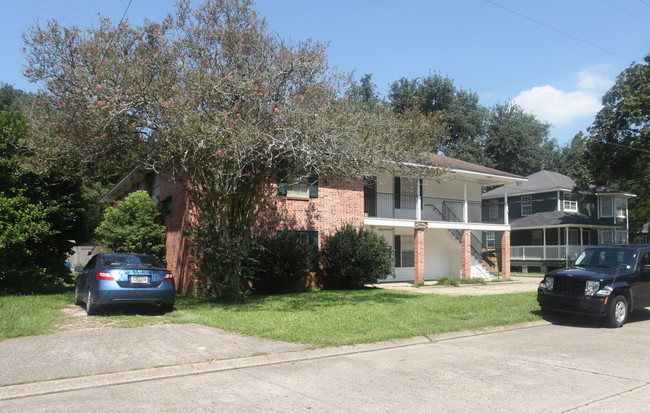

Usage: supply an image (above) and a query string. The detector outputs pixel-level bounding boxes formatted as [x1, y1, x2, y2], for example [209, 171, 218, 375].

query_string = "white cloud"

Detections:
[512, 70, 613, 127]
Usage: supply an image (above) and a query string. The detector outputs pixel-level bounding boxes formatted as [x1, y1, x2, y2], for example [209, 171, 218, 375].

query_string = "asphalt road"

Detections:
[2, 310, 650, 412]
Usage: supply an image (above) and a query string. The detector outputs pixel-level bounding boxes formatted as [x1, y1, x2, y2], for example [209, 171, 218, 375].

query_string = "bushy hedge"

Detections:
[94, 190, 167, 261]
[320, 224, 394, 289]
[247, 231, 312, 294]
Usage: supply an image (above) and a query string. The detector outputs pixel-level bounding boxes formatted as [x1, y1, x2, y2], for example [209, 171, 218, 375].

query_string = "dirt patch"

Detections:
[53, 304, 170, 333]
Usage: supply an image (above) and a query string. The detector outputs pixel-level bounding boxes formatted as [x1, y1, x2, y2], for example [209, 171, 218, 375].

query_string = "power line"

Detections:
[8, 0, 95, 22]
[484, 0, 634, 63]
[602, 141, 650, 153]
[603, 0, 650, 26]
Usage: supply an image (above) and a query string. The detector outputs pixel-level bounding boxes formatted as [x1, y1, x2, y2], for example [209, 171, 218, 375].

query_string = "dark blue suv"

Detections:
[537, 245, 650, 328]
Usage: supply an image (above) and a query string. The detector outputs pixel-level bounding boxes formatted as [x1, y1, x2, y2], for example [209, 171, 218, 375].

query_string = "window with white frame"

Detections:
[601, 229, 613, 244]
[615, 230, 628, 244]
[488, 200, 499, 220]
[521, 195, 532, 216]
[394, 235, 415, 268]
[616, 197, 627, 218]
[287, 175, 309, 198]
[569, 229, 579, 245]
[486, 232, 495, 248]
[563, 193, 577, 212]
[600, 196, 613, 217]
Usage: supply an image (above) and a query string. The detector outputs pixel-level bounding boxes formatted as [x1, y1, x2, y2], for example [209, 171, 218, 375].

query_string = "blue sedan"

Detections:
[74, 253, 175, 315]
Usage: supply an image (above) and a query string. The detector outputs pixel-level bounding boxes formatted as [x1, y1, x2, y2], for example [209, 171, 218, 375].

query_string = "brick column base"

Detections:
[461, 229, 471, 279]
[501, 231, 511, 280]
[414, 222, 427, 284]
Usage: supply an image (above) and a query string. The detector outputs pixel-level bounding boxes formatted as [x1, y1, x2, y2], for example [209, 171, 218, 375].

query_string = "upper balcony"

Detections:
[364, 192, 506, 225]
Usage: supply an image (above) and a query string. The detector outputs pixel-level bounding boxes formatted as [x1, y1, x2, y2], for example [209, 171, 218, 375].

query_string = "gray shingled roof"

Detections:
[511, 211, 619, 229]
[483, 170, 574, 198]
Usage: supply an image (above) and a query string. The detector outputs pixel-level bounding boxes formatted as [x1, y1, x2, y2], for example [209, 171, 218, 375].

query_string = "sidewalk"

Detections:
[370, 275, 543, 295]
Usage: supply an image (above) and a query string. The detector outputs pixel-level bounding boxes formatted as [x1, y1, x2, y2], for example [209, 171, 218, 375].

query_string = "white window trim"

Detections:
[601, 229, 613, 244]
[488, 200, 499, 220]
[486, 232, 495, 248]
[563, 193, 577, 212]
[615, 230, 628, 244]
[600, 196, 613, 218]
[286, 175, 309, 198]
[615, 197, 627, 218]
[521, 195, 532, 217]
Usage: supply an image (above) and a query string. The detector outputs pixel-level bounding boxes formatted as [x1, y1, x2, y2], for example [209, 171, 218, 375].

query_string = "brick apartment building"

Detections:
[102, 153, 525, 293]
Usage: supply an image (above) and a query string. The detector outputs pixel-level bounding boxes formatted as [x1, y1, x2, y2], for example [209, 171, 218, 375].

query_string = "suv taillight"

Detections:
[97, 271, 114, 280]
[163, 272, 174, 281]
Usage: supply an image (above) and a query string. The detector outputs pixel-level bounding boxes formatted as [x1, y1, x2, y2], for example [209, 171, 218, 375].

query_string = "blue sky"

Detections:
[3, 0, 649, 145]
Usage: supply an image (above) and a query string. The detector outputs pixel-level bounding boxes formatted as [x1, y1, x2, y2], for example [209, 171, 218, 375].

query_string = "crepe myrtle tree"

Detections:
[21, 0, 447, 300]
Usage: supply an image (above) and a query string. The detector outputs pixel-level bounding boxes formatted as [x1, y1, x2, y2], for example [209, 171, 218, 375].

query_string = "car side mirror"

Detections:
[641, 264, 650, 275]
[74, 266, 84, 273]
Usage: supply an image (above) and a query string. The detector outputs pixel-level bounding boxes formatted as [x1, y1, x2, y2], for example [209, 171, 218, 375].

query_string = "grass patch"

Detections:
[1, 289, 543, 347]
[0, 292, 72, 341]
[435, 277, 487, 286]
[169, 289, 542, 347]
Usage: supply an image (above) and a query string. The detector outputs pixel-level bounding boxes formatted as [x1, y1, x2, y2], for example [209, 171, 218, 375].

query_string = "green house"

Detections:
[482, 170, 635, 273]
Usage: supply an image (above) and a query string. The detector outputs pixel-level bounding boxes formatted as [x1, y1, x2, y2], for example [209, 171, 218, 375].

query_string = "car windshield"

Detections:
[574, 249, 637, 269]
[103, 254, 163, 268]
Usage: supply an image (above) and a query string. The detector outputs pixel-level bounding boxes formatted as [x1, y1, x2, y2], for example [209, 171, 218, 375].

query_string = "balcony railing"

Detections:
[364, 192, 503, 224]
[510, 245, 588, 261]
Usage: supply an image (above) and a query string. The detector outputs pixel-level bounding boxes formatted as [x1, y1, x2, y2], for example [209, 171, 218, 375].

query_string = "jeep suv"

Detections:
[537, 245, 650, 328]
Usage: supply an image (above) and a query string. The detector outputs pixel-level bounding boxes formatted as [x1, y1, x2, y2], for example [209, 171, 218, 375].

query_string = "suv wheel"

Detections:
[605, 295, 628, 328]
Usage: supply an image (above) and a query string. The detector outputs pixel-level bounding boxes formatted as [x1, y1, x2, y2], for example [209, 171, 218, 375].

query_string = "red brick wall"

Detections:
[158, 171, 200, 294]
[461, 229, 472, 279]
[414, 223, 426, 284]
[501, 230, 511, 280]
[159, 173, 365, 293]
[255, 175, 364, 247]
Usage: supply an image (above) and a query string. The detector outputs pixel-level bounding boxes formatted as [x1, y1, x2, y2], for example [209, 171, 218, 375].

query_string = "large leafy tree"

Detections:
[388, 73, 489, 165]
[0, 85, 85, 294]
[21, 0, 445, 299]
[484, 102, 554, 176]
[585, 53, 650, 240]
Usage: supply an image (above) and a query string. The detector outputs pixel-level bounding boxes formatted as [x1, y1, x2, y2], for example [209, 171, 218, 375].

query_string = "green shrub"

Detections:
[247, 231, 312, 294]
[320, 224, 394, 289]
[94, 190, 167, 261]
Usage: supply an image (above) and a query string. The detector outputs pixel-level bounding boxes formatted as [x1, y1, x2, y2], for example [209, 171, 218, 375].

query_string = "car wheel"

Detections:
[74, 285, 82, 306]
[86, 289, 98, 316]
[605, 295, 628, 328]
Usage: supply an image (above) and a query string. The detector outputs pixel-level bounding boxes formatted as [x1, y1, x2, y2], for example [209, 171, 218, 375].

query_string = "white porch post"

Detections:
[463, 181, 468, 223]
[543, 228, 547, 260]
[565, 227, 569, 261]
[504, 188, 509, 225]
[416, 177, 422, 221]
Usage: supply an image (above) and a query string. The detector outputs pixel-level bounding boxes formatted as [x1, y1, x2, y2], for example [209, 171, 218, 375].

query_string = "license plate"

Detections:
[131, 275, 149, 284]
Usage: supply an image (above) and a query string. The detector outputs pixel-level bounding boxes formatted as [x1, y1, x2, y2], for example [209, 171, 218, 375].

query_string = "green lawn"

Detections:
[169, 290, 543, 346]
[0, 292, 73, 341]
[0, 289, 543, 347]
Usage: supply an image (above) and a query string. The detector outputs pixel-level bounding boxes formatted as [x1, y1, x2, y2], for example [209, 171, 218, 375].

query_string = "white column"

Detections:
[543, 228, 547, 260]
[504, 188, 509, 225]
[463, 181, 468, 223]
[565, 227, 569, 261]
[416, 177, 422, 221]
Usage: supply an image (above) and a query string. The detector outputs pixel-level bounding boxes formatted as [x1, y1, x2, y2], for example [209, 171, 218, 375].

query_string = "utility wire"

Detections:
[484, 0, 634, 63]
[604, 0, 650, 26]
[9, 0, 95, 22]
